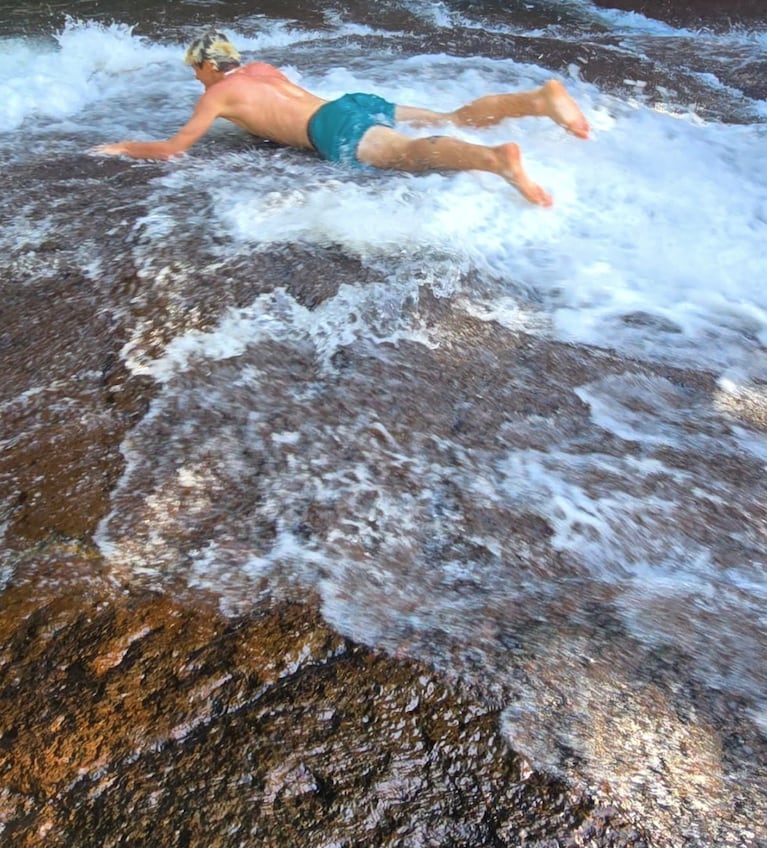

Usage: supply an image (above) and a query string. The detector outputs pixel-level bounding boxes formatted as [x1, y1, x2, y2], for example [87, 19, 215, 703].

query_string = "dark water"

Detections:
[1, 1, 766, 845]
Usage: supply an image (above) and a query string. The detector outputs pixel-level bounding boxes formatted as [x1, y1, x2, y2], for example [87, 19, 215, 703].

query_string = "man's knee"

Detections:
[356, 126, 410, 168]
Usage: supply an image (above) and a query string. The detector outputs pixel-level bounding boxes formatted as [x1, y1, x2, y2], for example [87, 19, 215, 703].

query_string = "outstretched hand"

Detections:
[89, 142, 129, 156]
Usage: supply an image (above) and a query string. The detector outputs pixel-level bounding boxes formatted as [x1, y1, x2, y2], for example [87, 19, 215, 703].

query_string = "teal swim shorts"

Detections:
[307, 93, 396, 167]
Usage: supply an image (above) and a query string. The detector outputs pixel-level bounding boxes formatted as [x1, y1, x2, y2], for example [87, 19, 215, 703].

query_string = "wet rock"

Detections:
[0, 561, 647, 847]
[1, 8, 765, 844]
[0, 265, 153, 548]
[589, 0, 767, 26]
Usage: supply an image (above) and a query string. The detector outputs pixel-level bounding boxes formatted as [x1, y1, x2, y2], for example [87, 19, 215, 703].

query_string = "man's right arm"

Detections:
[91, 93, 222, 160]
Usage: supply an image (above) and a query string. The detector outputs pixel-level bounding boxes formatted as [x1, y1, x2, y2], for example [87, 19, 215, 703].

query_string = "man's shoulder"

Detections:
[211, 66, 287, 94]
[239, 62, 290, 81]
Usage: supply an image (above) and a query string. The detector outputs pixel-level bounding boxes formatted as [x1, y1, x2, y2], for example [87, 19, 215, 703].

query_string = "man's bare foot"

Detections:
[542, 79, 590, 139]
[495, 142, 553, 206]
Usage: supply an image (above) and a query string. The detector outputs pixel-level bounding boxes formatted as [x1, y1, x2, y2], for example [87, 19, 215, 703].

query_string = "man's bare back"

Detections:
[202, 64, 326, 149]
[93, 30, 589, 206]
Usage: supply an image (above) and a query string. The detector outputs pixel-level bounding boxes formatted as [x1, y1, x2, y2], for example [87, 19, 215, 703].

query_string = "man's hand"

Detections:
[89, 142, 130, 156]
[87, 140, 179, 160]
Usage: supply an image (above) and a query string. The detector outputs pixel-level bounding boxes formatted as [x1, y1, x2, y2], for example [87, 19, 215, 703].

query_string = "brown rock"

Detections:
[0, 560, 646, 847]
[589, 0, 765, 25]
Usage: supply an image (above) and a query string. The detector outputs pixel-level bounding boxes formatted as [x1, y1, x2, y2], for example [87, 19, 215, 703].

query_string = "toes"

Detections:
[569, 119, 590, 139]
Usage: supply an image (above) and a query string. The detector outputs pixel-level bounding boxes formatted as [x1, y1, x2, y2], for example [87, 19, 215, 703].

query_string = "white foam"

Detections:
[202, 75, 765, 375]
[0, 17, 388, 137]
[575, 373, 767, 462]
[0, 20, 180, 133]
[122, 273, 433, 383]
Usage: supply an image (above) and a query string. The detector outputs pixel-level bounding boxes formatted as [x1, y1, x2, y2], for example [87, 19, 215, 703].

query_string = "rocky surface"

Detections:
[590, 0, 766, 25]
[1, 2, 766, 845]
[0, 210, 649, 848]
[0, 164, 763, 848]
[0, 559, 648, 847]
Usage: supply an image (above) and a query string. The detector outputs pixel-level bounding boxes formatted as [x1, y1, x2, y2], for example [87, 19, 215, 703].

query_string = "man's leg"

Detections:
[356, 126, 552, 206]
[395, 79, 589, 138]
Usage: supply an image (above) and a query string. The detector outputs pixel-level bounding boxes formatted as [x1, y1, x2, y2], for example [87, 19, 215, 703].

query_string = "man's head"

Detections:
[184, 30, 241, 72]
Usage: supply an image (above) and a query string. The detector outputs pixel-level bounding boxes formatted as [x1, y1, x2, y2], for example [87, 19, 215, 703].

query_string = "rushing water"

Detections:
[1, 1, 766, 845]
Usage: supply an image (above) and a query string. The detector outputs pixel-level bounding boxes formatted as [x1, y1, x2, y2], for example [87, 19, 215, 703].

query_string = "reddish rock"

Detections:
[0, 561, 647, 847]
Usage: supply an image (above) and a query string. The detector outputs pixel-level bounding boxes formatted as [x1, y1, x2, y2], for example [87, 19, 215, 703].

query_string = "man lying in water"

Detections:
[92, 30, 590, 206]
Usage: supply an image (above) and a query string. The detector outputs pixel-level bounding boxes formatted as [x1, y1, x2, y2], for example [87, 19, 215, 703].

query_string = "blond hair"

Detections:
[184, 30, 241, 70]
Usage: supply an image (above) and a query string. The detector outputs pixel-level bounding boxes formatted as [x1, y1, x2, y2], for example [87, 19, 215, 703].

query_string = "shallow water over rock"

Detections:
[1, 1, 766, 846]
